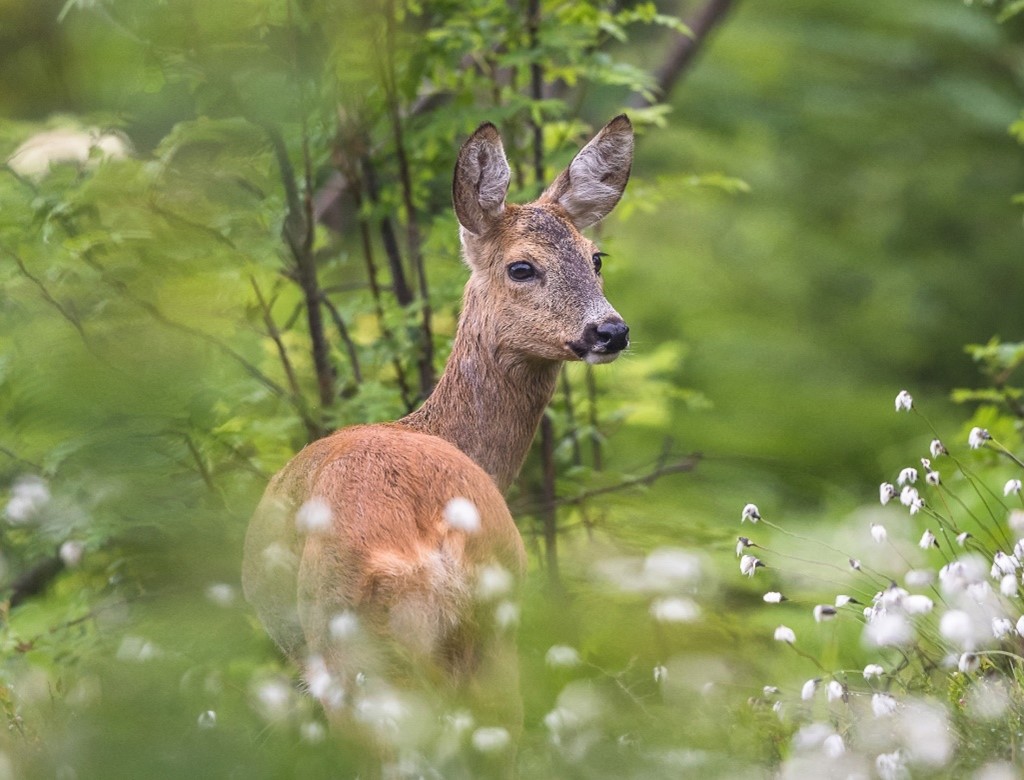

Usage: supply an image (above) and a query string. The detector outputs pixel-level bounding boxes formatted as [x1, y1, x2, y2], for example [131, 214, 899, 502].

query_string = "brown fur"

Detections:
[242, 117, 634, 711]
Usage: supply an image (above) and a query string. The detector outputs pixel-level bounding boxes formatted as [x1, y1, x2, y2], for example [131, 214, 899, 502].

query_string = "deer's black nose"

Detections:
[595, 320, 630, 352]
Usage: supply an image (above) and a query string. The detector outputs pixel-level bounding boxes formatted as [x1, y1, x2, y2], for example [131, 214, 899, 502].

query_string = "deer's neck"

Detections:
[397, 294, 560, 493]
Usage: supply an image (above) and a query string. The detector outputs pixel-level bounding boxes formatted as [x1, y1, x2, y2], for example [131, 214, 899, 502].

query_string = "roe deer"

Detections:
[242, 115, 634, 729]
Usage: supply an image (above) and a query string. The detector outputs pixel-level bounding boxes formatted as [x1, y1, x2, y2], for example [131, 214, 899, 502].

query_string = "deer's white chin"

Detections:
[584, 350, 622, 365]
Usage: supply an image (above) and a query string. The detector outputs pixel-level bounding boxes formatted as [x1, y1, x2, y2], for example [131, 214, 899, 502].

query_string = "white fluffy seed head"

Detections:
[763, 591, 783, 604]
[296, 498, 332, 534]
[826, 680, 845, 703]
[471, 726, 511, 754]
[871, 692, 898, 717]
[475, 563, 513, 601]
[800, 678, 819, 701]
[870, 523, 887, 543]
[894, 390, 913, 412]
[774, 625, 796, 643]
[863, 663, 884, 680]
[443, 497, 480, 533]
[545, 644, 581, 668]
[650, 597, 700, 623]
[939, 609, 976, 649]
[329, 611, 359, 641]
[741, 503, 761, 523]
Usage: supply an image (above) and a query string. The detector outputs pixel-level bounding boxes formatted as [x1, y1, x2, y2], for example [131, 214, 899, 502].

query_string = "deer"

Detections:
[241, 115, 634, 740]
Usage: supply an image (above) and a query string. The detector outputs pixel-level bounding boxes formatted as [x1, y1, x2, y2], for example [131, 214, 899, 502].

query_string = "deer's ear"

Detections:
[453, 123, 511, 236]
[540, 115, 633, 230]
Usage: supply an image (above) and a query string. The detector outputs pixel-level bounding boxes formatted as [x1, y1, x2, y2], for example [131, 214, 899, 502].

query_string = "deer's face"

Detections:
[465, 204, 628, 364]
[453, 116, 634, 367]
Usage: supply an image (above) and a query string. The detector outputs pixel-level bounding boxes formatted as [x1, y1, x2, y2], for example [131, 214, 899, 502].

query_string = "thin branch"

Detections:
[249, 277, 304, 400]
[8, 250, 86, 340]
[260, 121, 336, 425]
[383, 0, 435, 397]
[319, 293, 364, 385]
[628, 0, 737, 109]
[512, 453, 701, 515]
[360, 154, 413, 307]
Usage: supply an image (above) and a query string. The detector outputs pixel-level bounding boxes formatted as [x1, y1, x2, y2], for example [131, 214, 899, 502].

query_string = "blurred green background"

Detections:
[1, 0, 1022, 776]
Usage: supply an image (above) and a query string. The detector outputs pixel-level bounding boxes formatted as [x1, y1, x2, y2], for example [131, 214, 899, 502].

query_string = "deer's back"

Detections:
[242, 423, 526, 666]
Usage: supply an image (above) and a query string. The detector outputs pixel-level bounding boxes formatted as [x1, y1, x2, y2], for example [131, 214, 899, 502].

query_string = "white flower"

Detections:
[835, 594, 853, 607]
[653, 664, 668, 683]
[905, 569, 934, 587]
[958, 652, 980, 673]
[940, 610, 975, 649]
[969, 427, 991, 449]
[650, 597, 699, 623]
[1004, 479, 1022, 497]
[925, 471, 940, 487]
[774, 625, 796, 644]
[870, 523, 887, 543]
[295, 498, 332, 534]
[872, 693, 898, 717]
[1001, 574, 1018, 597]
[876, 750, 908, 780]
[899, 485, 919, 507]
[863, 663, 884, 680]
[471, 726, 511, 754]
[736, 536, 752, 556]
[545, 645, 581, 668]
[205, 583, 236, 608]
[894, 390, 913, 412]
[992, 551, 1020, 578]
[740, 554, 762, 577]
[443, 497, 480, 533]
[763, 591, 783, 604]
[476, 563, 513, 601]
[992, 617, 1014, 640]
[813, 604, 837, 622]
[4, 475, 51, 524]
[826, 680, 845, 703]
[300, 721, 326, 744]
[197, 710, 216, 729]
[1012, 510, 1024, 534]
[956, 532, 971, 547]
[879, 482, 896, 505]
[865, 612, 913, 647]
[762, 685, 780, 697]
[329, 611, 359, 641]
[494, 600, 520, 630]
[897, 467, 918, 486]
[930, 439, 947, 458]
[822, 733, 845, 758]
[741, 503, 761, 523]
[919, 530, 937, 550]
[59, 540, 85, 568]
[920, 458, 932, 471]
[910, 497, 925, 515]
[801, 678, 819, 700]
[903, 594, 933, 614]
[849, 558, 861, 571]
[1017, 615, 1024, 636]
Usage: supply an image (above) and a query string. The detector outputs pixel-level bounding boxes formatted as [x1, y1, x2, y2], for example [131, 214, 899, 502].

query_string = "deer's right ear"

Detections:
[453, 123, 511, 237]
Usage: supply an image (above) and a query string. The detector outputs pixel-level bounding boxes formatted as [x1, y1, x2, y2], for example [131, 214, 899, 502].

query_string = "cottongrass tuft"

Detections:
[894, 390, 913, 412]
[800, 678, 819, 701]
[4, 475, 50, 524]
[197, 710, 216, 729]
[739, 554, 762, 577]
[763, 591, 783, 604]
[295, 498, 332, 534]
[471, 727, 511, 754]
[773, 625, 795, 643]
[205, 583, 236, 608]
[863, 663, 884, 680]
[651, 597, 700, 623]
[1005, 478, 1023, 497]
[871, 693, 898, 717]
[545, 644, 581, 668]
[968, 426, 991, 449]
[741, 503, 761, 523]
[443, 497, 480, 533]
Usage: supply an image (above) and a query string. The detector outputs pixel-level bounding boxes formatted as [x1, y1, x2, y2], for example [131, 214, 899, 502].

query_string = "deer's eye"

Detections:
[593, 252, 606, 275]
[507, 261, 537, 282]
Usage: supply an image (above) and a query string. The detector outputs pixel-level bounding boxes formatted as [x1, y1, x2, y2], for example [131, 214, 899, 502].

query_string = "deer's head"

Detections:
[453, 116, 633, 366]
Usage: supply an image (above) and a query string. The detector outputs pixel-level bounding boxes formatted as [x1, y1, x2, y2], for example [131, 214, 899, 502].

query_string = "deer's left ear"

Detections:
[540, 115, 633, 230]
